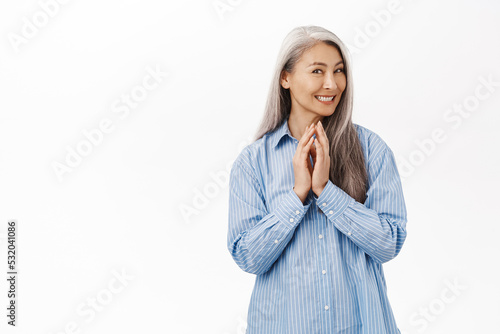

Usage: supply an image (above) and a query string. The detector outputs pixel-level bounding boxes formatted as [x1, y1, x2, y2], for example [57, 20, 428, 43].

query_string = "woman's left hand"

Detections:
[310, 121, 330, 197]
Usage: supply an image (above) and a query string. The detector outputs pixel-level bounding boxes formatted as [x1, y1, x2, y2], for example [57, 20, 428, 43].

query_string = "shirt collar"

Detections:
[270, 116, 294, 149]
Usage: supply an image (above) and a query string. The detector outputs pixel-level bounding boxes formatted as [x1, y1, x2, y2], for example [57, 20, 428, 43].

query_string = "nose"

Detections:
[323, 72, 338, 90]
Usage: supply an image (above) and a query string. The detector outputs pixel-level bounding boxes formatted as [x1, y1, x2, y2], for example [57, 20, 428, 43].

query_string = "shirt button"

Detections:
[347, 232, 352, 236]
[295, 210, 300, 214]
[290, 218, 294, 223]
[329, 210, 333, 214]
[325, 305, 329, 310]
[322, 269, 326, 275]
[274, 239, 279, 244]
[322, 202, 327, 206]
[318, 234, 323, 239]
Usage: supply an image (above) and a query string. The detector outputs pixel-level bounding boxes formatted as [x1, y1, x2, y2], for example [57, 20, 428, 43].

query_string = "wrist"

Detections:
[313, 183, 327, 197]
[293, 187, 308, 203]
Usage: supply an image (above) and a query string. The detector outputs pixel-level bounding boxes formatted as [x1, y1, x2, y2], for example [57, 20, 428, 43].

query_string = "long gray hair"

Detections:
[254, 25, 368, 203]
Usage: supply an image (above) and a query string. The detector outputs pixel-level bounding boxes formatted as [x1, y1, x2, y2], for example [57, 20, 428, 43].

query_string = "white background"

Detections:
[0, 0, 499, 333]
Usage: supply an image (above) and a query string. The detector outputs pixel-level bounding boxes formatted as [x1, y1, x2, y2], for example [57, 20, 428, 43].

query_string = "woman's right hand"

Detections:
[292, 122, 316, 203]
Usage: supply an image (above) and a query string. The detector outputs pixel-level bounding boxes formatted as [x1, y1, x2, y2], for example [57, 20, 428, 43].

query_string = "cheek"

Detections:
[340, 75, 347, 90]
[294, 80, 314, 98]
[338, 77, 347, 91]
[303, 80, 322, 96]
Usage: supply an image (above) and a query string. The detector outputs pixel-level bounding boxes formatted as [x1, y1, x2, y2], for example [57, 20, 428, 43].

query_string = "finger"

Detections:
[298, 124, 315, 147]
[314, 136, 323, 161]
[300, 129, 314, 159]
[304, 134, 315, 152]
[318, 122, 329, 148]
[307, 154, 313, 174]
[301, 135, 315, 162]
[315, 123, 328, 157]
[306, 136, 315, 173]
[310, 138, 317, 163]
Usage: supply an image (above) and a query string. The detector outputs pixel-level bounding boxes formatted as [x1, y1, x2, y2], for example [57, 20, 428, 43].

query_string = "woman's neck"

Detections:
[287, 111, 323, 141]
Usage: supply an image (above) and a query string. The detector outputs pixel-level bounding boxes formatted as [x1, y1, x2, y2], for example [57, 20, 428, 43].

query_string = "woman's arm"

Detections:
[314, 146, 408, 264]
[227, 159, 313, 275]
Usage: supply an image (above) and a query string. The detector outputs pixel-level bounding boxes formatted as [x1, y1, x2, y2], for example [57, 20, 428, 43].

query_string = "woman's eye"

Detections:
[313, 68, 344, 74]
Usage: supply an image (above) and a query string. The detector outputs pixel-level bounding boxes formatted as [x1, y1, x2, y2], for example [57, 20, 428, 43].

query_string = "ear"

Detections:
[280, 71, 290, 89]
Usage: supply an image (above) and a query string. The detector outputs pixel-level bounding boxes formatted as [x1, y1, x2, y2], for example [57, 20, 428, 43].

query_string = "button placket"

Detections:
[317, 216, 330, 315]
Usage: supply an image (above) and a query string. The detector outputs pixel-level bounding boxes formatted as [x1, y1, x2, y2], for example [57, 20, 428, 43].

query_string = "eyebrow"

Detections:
[307, 61, 344, 67]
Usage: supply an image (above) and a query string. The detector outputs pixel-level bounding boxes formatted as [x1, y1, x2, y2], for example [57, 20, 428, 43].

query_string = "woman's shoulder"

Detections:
[353, 123, 392, 163]
[231, 135, 268, 178]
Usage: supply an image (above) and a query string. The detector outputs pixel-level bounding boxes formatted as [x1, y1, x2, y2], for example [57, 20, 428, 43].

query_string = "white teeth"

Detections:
[316, 96, 335, 101]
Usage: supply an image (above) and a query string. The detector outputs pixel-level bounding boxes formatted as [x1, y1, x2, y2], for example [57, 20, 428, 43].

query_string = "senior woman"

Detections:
[227, 25, 408, 334]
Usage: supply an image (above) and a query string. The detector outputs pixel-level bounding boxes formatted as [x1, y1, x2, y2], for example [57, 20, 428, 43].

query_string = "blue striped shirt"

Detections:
[227, 116, 408, 333]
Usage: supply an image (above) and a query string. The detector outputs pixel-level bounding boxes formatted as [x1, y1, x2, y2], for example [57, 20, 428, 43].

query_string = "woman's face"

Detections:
[281, 42, 346, 117]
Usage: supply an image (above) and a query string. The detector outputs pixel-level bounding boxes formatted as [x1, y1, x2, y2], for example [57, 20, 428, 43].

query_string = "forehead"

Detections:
[298, 42, 343, 65]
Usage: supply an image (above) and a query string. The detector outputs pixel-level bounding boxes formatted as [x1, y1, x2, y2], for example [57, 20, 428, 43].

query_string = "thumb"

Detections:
[310, 139, 317, 164]
[307, 154, 313, 175]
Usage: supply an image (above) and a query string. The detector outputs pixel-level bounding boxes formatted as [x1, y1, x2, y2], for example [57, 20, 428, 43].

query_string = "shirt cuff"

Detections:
[275, 188, 313, 230]
[314, 180, 355, 220]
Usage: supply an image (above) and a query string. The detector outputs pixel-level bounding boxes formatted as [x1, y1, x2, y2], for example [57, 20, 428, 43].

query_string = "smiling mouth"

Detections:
[315, 95, 336, 102]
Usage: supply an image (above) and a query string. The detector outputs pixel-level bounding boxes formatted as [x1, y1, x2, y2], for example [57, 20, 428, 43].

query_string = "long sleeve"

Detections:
[227, 159, 313, 275]
[314, 146, 407, 264]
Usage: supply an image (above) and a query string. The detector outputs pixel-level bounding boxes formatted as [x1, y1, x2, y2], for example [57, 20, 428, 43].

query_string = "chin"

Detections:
[320, 106, 338, 117]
